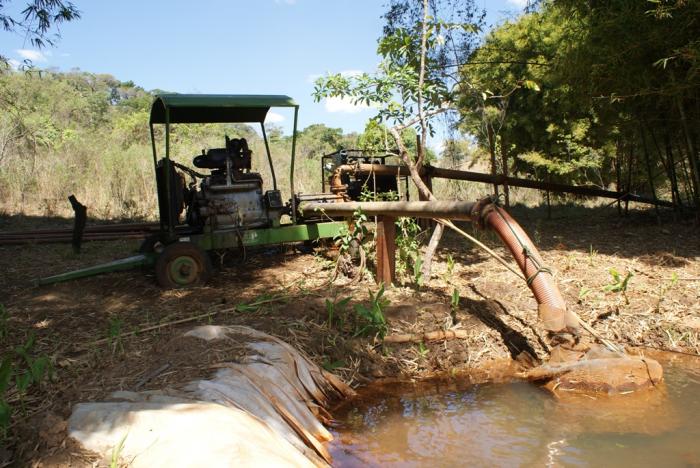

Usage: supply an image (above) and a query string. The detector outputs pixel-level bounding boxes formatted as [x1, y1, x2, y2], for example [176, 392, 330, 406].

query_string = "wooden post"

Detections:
[68, 195, 87, 253]
[375, 215, 396, 286]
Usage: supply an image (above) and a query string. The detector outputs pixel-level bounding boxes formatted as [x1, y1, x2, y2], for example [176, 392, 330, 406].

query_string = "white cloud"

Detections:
[306, 73, 322, 84]
[324, 96, 372, 114]
[507, 0, 528, 7]
[265, 111, 285, 123]
[7, 59, 20, 70]
[16, 49, 48, 62]
[311, 69, 372, 113]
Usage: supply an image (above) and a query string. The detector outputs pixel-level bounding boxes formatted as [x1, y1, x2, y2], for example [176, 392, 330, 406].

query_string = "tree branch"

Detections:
[393, 104, 453, 132]
[416, 0, 429, 168]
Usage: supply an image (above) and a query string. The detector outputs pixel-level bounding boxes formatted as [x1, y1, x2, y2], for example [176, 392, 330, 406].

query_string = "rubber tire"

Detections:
[155, 242, 212, 289]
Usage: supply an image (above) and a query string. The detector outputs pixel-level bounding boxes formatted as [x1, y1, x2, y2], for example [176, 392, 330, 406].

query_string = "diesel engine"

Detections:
[156, 136, 286, 232]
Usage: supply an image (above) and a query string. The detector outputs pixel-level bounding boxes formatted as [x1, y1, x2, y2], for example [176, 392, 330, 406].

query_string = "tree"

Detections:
[459, 8, 609, 194]
[357, 119, 436, 163]
[314, 0, 484, 282]
[296, 124, 345, 160]
[357, 119, 390, 153]
[1, 0, 80, 66]
[459, 0, 700, 211]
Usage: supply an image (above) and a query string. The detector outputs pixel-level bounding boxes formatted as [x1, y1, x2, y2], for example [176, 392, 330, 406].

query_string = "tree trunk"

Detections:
[624, 145, 634, 216]
[500, 134, 510, 208]
[675, 95, 700, 208]
[545, 174, 552, 220]
[653, 124, 682, 213]
[639, 123, 661, 224]
[416, 135, 434, 231]
[677, 140, 694, 206]
[420, 222, 444, 282]
[615, 140, 623, 217]
[487, 124, 500, 199]
[388, 126, 444, 284]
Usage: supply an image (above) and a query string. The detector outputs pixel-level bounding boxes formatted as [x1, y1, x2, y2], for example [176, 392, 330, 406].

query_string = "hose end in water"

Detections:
[538, 304, 581, 334]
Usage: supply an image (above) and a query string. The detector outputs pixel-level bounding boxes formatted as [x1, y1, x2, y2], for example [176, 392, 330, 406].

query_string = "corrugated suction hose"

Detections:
[471, 199, 580, 334]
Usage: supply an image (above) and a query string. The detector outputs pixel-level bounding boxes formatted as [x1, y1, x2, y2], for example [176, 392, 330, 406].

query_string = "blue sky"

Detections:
[6, 0, 525, 138]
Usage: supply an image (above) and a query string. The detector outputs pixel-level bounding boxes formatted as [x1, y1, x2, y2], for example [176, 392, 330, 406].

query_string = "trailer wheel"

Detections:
[155, 242, 212, 288]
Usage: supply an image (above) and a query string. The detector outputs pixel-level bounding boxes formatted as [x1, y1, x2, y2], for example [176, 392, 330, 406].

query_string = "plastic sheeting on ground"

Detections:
[68, 325, 355, 467]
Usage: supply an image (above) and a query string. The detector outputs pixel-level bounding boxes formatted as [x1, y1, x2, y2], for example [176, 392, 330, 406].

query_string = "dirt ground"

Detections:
[0, 204, 698, 465]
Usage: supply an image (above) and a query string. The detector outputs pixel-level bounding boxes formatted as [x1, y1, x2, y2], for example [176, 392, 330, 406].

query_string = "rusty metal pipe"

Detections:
[300, 200, 476, 220]
[341, 163, 673, 207]
[302, 196, 577, 334]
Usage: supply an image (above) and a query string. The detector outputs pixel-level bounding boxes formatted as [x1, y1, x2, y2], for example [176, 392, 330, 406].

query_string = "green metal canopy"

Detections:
[150, 94, 298, 124]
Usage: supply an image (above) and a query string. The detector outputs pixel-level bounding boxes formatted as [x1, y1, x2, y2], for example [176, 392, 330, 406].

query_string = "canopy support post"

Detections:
[260, 123, 277, 191]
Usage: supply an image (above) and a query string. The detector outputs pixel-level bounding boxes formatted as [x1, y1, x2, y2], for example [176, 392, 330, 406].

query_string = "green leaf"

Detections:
[0, 400, 11, 429]
[523, 80, 541, 92]
[579, 287, 592, 299]
[0, 358, 13, 394]
[16, 372, 31, 393]
[24, 333, 36, 352]
[620, 271, 633, 291]
[30, 356, 49, 382]
[322, 359, 346, 371]
[417, 342, 429, 356]
[451, 288, 460, 307]
[669, 272, 678, 286]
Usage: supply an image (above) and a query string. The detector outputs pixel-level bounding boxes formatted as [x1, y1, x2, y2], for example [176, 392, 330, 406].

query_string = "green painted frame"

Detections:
[186, 221, 347, 251]
[37, 254, 157, 285]
[148, 94, 302, 237]
[147, 93, 345, 255]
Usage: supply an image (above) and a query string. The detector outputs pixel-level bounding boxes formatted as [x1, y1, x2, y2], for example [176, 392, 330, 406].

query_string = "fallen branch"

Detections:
[133, 363, 171, 390]
[83, 296, 286, 350]
[384, 329, 470, 344]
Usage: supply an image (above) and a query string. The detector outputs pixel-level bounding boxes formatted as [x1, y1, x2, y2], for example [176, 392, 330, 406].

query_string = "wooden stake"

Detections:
[375, 215, 396, 286]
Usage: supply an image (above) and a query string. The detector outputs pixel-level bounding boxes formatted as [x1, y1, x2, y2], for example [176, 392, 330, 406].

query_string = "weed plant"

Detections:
[353, 284, 389, 339]
[0, 331, 52, 438]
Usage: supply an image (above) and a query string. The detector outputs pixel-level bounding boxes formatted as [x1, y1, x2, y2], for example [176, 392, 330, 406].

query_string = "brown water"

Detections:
[330, 354, 700, 467]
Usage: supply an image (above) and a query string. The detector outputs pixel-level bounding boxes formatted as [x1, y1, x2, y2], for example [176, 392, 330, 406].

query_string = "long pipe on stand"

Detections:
[331, 162, 674, 207]
[300, 197, 580, 336]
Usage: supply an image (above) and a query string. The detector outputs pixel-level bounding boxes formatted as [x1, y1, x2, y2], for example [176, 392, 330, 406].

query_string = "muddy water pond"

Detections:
[330, 353, 700, 467]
